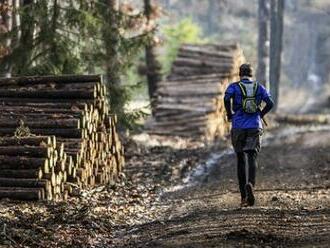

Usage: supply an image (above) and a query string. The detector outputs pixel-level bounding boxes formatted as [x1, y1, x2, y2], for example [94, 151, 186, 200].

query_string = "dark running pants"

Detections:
[231, 129, 262, 199]
[236, 151, 257, 199]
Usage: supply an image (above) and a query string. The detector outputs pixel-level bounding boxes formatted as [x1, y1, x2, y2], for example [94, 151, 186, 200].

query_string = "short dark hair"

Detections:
[239, 63, 253, 77]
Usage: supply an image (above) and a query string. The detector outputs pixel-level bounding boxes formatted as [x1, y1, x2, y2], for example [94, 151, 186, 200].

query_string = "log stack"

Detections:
[148, 43, 245, 140]
[0, 75, 124, 201]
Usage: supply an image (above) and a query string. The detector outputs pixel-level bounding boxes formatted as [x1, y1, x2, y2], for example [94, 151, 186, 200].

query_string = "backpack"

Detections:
[237, 81, 259, 114]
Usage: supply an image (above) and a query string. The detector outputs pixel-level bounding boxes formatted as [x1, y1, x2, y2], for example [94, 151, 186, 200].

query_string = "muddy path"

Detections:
[115, 125, 330, 248]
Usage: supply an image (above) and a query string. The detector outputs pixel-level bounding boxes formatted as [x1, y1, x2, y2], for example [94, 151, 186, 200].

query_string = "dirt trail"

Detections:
[116, 125, 330, 248]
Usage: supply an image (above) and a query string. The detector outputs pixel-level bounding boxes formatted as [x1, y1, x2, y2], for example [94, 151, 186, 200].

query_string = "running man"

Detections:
[224, 64, 274, 207]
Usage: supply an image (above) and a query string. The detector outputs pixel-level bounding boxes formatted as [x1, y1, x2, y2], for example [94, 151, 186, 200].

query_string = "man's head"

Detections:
[239, 63, 253, 78]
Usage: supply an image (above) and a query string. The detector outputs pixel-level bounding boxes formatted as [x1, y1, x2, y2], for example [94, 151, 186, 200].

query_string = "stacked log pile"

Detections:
[168, 44, 244, 79]
[275, 114, 330, 125]
[0, 75, 124, 201]
[149, 43, 245, 140]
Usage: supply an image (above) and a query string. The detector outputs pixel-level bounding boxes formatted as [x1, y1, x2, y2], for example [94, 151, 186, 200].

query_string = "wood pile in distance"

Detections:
[0, 75, 124, 201]
[275, 114, 330, 125]
[148, 43, 245, 140]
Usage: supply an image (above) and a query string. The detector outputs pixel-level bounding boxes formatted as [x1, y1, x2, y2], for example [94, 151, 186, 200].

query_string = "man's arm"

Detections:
[258, 84, 274, 118]
[224, 97, 232, 121]
[260, 96, 274, 118]
[224, 84, 234, 121]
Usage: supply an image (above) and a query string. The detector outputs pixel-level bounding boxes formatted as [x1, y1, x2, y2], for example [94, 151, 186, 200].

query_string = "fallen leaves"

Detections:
[0, 135, 210, 247]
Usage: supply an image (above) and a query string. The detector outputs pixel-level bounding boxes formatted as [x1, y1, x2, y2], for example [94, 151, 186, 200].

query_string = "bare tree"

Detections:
[206, 0, 216, 35]
[269, 0, 284, 111]
[257, 0, 270, 89]
[144, 0, 161, 115]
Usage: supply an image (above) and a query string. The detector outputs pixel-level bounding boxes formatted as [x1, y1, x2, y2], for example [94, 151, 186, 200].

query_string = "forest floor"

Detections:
[0, 122, 330, 247]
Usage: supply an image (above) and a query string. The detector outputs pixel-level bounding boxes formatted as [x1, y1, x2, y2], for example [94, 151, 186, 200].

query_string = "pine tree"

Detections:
[0, 0, 83, 76]
[0, 0, 153, 128]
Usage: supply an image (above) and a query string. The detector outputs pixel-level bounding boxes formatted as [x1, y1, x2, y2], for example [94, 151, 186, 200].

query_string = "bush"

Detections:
[160, 18, 206, 75]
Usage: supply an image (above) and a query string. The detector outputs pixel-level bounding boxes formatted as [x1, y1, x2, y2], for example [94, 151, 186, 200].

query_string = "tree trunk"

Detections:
[12, 0, 20, 43]
[0, 156, 50, 172]
[0, 169, 43, 179]
[206, 0, 220, 35]
[3, 0, 12, 77]
[0, 178, 50, 189]
[0, 74, 101, 85]
[103, 0, 121, 86]
[0, 127, 85, 138]
[0, 146, 52, 157]
[0, 89, 95, 99]
[257, 0, 270, 89]
[144, 0, 161, 116]
[16, 0, 34, 75]
[0, 136, 53, 147]
[269, 0, 284, 112]
[0, 119, 79, 129]
[0, 188, 45, 200]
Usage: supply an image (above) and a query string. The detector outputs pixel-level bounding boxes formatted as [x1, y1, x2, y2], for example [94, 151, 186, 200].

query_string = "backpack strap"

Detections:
[237, 82, 247, 97]
[252, 81, 259, 97]
[238, 81, 259, 97]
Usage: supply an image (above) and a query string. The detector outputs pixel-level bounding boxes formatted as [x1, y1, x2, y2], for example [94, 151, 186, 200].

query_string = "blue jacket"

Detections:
[224, 78, 274, 129]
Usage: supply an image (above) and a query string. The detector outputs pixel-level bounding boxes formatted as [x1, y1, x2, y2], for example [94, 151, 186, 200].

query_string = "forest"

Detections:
[0, 0, 330, 247]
